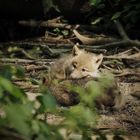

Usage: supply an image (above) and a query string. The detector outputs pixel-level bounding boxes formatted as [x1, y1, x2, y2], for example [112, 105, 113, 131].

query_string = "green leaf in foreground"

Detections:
[0, 76, 25, 100]
[5, 103, 33, 137]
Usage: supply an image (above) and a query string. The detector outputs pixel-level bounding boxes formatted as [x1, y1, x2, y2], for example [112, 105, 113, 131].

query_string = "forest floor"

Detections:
[0, 19, 140, 138]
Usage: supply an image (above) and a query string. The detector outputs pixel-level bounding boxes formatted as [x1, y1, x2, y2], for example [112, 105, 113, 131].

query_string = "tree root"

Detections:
[73, 29, 117, 45]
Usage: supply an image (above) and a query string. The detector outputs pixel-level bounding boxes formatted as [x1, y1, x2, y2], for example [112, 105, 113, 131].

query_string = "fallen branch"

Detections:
[1, 38, 140, 52]
[115, 68, 140, 76]
[12, 48, 36, 60]
[113, 19, 140, 49]
[0, 58, 54, 65]
[104, 47, 140, 60]
[44, 36, 73, 44]
[104, 52, 140, 60]
[18, 20, 73, 29]
[0, 42, 107, 53]
[46, 40, 140, 49]
[102, 66, 140, 76]
[73, 29, 118, 45]
[18, 19, 140, 39]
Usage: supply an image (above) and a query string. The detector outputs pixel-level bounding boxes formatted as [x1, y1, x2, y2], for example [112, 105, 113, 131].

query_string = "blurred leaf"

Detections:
[5, 103, 33, 137]
[61, 30, 69, 36]
[0, 76, 25, 100]
[0, 65, 25, 79]
[67, 105, 96, 127]
[31, 120, 40, 134]
[53, 28, 60, 34]
[91, 17, 103, 25]
[42, 0, 59, 13]
[111, 12, 121, 20]
[37, 93, 56, 112]
[0, 86, 3, 98]
[0, 65, 12, 80]
[90, 0, 102, 6]
[13, 66, 25, 78]
[98, 73, 114, 89]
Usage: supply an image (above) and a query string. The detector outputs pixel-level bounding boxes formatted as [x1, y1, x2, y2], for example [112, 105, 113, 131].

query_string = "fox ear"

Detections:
[94, 54, 103, 69]
[72, 43, 81, 56]
[96, 54, 103, 64]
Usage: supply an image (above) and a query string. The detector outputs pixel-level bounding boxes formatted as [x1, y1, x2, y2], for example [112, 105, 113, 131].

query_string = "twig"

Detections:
[114, 20, 129, 40]
[0, 58, 54, 65]
[104, 47, 140, 60]
[115, 68, 140, 77]
[43, 40, 140, 48]
[21, 49, 35, 60]
[133, 46, 140, 52]
[102, 66, 140, 77]
[44, 36, 73, 44]
[14, 81, 39, 92]
[25, 65, 49, 72]
[104, 52, 140, 60]
[47, 16, 62, 23]
[102, 65, 117, 72]
[114, 48, 133, 56]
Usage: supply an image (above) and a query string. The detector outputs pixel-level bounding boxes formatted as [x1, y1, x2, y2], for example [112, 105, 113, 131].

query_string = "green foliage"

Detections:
[121, 0, 140, 27]
[0, 65, 122, 140]
[42, 0, 59, 13]
[90, 0, 140, 28]
[5, 103, 33, 137]
[111, 12, 121, 20]
[0, 65, 25, 80]
[90, 0, 102, 7]
[37, 93, 57, 113]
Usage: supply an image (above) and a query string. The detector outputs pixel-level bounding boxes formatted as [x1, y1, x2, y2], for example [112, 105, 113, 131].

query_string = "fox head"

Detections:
[67, 44, 103, 79]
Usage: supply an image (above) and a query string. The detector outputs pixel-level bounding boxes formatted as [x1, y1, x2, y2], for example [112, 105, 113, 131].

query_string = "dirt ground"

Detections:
[0, 37, 140, 138]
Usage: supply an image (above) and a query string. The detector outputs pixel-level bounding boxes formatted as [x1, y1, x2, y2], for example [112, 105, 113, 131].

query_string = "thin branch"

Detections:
[0, 58, 54, 65]
[21, 49, 35, 60]
[115, 68, 140, 77]
[114, 20, 129, 40]
[104, 47, 140, 60]
[25, 65, 49, 72]
[104, 52, 140, 60]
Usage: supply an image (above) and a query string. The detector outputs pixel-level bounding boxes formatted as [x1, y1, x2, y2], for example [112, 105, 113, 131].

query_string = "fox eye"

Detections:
[82, 68, 88, 72]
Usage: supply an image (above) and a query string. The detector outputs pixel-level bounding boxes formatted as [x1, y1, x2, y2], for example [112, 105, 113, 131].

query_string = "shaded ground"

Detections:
[0, 30, 140, 138]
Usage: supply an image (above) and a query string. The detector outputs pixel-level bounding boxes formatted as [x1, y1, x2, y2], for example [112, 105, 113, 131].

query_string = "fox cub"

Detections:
[43, 44, 103, 106]
[49, 44, 103, 80]
[43, 44, 123, 108]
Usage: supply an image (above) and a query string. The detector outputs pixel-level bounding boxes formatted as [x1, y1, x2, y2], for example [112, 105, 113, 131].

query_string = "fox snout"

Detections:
[69, 70, 89, 79]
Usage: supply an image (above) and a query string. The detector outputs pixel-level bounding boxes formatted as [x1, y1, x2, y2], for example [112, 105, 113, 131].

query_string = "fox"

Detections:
[49, 43, 103, 80]
[42, 44, 103, 106]
[43, 44, 124, 109]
